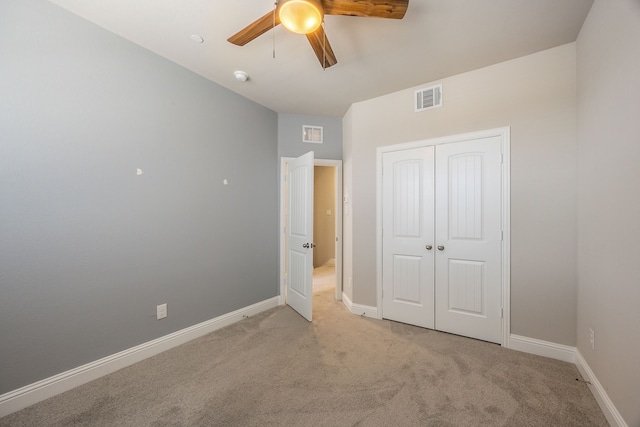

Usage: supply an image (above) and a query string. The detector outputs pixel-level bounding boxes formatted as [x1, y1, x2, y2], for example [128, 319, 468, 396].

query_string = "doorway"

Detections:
[313, 166, 337, 294]
[279, 157, 343, 316]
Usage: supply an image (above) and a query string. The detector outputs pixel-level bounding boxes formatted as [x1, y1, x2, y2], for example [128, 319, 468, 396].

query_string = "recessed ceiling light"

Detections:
[190, 34, 204, 44]
[234, 70, 249, 82]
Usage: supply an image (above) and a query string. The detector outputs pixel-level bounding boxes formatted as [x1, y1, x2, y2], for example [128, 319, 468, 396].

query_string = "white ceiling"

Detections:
[48, 0, 594, 117]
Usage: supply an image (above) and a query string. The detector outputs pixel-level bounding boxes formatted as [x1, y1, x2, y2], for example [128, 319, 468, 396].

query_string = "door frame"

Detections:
[280, 157, 343, 305]
[376, 127, 511, 346]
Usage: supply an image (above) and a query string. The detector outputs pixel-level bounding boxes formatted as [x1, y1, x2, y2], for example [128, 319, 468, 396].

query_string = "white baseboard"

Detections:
[341, 293, 378, 318]
[507, 334, 576, 363]
[508, 335, 627, 426]
[0, 296, 280, 418]
[351, 302, 378, 319]
[575, 350, 628, 427]
[341, 292, 353, 312]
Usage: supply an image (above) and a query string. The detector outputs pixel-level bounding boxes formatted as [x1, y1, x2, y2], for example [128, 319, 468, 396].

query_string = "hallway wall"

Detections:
[314, 166, 336, 267]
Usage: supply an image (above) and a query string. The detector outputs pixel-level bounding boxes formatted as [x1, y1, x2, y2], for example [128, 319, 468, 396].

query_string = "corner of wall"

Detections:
[341, 107, 354, 301]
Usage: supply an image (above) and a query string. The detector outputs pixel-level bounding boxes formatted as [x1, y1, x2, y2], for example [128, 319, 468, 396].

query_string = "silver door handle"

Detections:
[303, 243, 316, 249]
[426, 245, 433, 250]
[437, 245, 445, 251]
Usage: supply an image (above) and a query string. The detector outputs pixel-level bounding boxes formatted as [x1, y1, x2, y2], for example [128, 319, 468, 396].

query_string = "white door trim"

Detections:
[280, 158, 343, 305]
[376, 127, 511, 346]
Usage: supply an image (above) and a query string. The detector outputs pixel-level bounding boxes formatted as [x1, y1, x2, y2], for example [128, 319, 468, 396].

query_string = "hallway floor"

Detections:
[313, 259, 335, 294]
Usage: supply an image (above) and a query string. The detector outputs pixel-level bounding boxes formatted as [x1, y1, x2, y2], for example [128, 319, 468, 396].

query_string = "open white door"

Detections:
[286, 151, 314, 321]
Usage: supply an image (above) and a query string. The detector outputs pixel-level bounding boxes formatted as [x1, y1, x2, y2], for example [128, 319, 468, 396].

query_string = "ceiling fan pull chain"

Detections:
[272, 1, 277, 59]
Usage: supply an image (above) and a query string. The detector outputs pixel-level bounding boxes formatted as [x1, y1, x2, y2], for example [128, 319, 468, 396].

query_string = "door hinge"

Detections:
[501, 230, 504, 241]
[501, 308, 504, 319]
[501, 154, 504, 164]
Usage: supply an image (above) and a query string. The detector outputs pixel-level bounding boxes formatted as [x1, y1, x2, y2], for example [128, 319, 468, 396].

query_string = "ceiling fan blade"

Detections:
[306, 26, 338, 69]
[322, 0, 409, 19]
[228, 10, 281, 46]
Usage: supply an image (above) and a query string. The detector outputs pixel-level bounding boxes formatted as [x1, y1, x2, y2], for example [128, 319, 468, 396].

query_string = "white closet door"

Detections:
[382, 147, 435, 328]
[434, 137, 502, 343]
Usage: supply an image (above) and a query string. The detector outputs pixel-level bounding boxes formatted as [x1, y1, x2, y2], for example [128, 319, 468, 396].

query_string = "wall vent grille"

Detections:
[302, 125, 323, 143]
[415, 84, 443, 112]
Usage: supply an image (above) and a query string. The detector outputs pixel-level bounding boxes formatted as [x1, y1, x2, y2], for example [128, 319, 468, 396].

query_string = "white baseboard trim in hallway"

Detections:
[0, 296, 280, 418]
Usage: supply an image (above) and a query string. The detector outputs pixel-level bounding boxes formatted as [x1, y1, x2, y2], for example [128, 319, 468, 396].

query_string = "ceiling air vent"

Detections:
[415, 84, 442, 112]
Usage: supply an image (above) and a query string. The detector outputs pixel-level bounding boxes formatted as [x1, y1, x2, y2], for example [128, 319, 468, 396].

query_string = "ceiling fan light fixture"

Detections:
[278, 0, 324, 35]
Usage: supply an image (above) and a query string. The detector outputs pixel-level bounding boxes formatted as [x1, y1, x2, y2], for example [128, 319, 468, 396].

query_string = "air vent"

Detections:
[303, 125, 323, 144]
[415, 84, 442, 112]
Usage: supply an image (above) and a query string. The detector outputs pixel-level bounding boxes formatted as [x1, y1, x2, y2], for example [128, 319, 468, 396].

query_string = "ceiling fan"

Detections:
[227, 0, 409, 69]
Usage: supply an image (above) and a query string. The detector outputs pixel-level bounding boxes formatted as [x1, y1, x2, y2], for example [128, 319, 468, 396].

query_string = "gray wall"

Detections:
[277, 113, 342, 287]
[278, 114, 343, 160]
[343, 44, 578, 346]
[0, 0, 278, 394]
[576, 0, 640, 424]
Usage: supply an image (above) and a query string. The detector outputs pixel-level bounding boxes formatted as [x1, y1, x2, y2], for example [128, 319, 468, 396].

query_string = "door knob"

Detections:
[302, 243, 316, 249]
[303, 243, 309, 249]
[437, 245, 445, 251]
[425, 245, 433, 250]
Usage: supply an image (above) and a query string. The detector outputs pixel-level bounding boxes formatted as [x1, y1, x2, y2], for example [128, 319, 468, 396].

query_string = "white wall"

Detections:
[343, 44, 578, 345]
[576, 0, 640, 425]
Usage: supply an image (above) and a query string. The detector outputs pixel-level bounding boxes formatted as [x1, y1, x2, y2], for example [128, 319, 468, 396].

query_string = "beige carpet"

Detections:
[313, 259, 335, 293]
[1, 289, 607, 426]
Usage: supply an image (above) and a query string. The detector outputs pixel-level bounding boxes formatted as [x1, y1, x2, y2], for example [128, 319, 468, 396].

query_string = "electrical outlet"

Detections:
[157, 303, 167, 320]
[589, 328, 595, 350]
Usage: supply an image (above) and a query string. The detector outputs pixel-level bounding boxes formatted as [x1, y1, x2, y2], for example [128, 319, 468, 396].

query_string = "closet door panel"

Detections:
[382, 147, 435, 328]
[434, 136, 503, 343]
